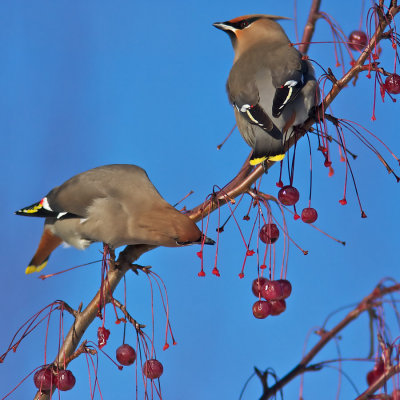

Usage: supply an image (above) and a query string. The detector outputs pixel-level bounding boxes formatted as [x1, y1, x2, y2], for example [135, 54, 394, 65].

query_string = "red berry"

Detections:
[143, 359, 163, 379]
[259, 223, 280, 244]
[270, 299, 286, 316]
[366, 369, 379, 386]
[252, 277, 268, 297]
[261, 280, 284, 300]
[252, 300, 271, 319]
[33, 368, 55, 391]
[278, 185, 300, 206]
[116, 344, 137, 366]
[278, 279, 292, 299]
[348, 30, 368, 51]
[366, 360, 384, 385]
[301, 207, 318, 223]
[385, 74, 400, 94]
[55, 370, 76, 391]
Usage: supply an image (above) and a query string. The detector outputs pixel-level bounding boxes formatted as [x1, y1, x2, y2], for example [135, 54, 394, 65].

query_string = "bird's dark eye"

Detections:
[239, 20, 249, 29]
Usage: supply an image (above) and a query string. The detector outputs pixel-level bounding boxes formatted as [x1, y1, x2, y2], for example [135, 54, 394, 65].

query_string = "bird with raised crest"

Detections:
[213, 14, 320, 165]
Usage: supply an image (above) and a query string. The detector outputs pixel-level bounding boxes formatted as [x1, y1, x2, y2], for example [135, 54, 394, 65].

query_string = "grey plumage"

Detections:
[16, 164, 214, 273]
[214, 15, 320, 165]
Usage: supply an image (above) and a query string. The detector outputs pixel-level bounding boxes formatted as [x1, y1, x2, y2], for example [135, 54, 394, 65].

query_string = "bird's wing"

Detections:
[15, 165, 158, 221]
[229, 80, 279, 135]
[14, 195, 81, 219]
[15, 167, 117, 219]
[271, 58, 309, 118]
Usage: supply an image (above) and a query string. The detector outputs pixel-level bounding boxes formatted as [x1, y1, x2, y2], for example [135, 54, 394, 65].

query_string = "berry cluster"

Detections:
[251, 278, 292, 319]
[116, 344, 163, 379]
[276, 186, 318, 223]
[33, 367, 76, 391]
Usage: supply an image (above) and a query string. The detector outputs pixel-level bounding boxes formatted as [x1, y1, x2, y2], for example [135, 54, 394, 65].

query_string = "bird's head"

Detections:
[213, 14, 291, 57]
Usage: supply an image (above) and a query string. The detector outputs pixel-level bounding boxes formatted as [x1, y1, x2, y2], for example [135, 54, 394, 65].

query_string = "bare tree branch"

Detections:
[258, 284, 400, 399]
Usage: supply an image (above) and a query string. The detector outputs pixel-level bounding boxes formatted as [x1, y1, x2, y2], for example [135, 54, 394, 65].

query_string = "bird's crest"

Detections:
[228, 14, 291, 24]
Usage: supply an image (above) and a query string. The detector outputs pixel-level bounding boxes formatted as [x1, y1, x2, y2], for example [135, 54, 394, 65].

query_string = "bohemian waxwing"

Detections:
[213, 14, 320, 165]
[16, 164, 214, 274]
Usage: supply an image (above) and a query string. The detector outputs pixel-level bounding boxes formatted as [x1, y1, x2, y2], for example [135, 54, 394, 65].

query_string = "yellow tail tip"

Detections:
[250, 154, 285, 166]
[25, 260, 48, 274]
[268, 154, 285, 162]
[25, 266, 38, 274]
[249, 156, 267, 166]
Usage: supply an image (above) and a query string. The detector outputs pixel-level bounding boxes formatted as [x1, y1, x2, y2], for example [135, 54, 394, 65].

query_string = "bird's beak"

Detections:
[202, 236, 215, 245]
[212, 22, 235, 32]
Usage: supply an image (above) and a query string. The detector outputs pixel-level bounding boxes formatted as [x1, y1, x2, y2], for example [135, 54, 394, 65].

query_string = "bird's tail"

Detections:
[15, 198, 57, 218]
[25, 229, 62, 274]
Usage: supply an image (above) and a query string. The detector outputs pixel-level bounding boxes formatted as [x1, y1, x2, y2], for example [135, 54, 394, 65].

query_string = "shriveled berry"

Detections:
[385, 74, 400, 94]
[261, 280, 284, 300]
[143, 359, 163, 379]
[278, 185, 300, 206]
[270, 299, 286, 316]
[116, 344, 137, 366]
[252, 277, 268, 297]
[97, 326, 110, 349]
[348, 30, 368, 51]
[301, 207, 318, 223]
[55, 370, 76, 391]
[252, 300, 271, 319]
[259, 223, 280, 244]
[34, 368, 55, 390]
[278, 279, 292, 299]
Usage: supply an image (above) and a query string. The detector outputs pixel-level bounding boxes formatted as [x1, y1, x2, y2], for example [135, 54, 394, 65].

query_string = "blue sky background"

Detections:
[1, 1, 399, 399]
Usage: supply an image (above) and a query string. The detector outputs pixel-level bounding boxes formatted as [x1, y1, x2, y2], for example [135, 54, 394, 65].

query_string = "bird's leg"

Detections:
[261, 160, 269, 174]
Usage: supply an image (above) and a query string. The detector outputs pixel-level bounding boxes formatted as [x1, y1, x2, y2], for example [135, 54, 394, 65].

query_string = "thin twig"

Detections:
[112, 298, 145, 331]
[63, 340, 97, 365]
[58, 301, 79, 318]
[299, 0, 322, 54]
